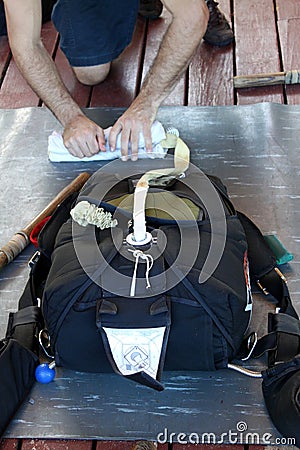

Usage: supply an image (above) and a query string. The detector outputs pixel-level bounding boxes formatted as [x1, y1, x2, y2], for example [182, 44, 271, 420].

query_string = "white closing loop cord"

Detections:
[128, 249, 154, 297]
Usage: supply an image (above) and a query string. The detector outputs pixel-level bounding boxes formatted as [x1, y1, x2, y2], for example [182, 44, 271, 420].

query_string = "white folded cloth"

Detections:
[48, 120, 167, 162]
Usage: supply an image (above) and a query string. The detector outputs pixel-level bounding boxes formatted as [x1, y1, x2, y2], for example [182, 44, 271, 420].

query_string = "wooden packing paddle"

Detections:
[233, 69, 300, 89]
[0, 172, 91, 270]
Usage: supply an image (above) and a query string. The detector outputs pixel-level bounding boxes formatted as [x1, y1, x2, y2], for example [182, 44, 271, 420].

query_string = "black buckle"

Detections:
[257, 267, 287, 296]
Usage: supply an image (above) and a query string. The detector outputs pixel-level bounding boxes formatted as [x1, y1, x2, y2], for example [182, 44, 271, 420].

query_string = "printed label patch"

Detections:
[103, 327, 166, 378]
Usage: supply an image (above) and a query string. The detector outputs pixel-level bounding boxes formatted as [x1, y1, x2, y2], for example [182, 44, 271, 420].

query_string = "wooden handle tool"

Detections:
[234, 70, 300, 88]
[0, 172, 91, 269]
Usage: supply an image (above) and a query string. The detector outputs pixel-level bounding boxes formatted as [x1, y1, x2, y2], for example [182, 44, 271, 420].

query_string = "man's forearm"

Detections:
[137, 1, 208, 108]
[107, 1, 209, 159]
[12, 41, 84, 126]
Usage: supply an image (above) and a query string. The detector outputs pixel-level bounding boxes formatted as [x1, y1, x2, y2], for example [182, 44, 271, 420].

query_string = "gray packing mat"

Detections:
[0, 104, 299, 443]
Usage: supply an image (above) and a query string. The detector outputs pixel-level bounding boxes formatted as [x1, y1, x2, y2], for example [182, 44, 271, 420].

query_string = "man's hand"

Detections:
[63, 115, 106, 158]
[108, 100, 157, 161]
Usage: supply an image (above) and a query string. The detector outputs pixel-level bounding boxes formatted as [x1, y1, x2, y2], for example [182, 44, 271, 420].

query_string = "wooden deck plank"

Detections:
[276, 0, 300, 106]
[277, 18, 300, 104]
[188, 0, 234, 106]
[0, 35, 10, 83]
[40, 21, 58, 55]
[172, 445, 244, 449]
[41, 22, 92, 109]
[141, 10, 186, 106]
[0, 441, 170, 450]
[54, 47, 92, 108]
[0, 22, 58, 108]
[249, 446, 298, 450]
[90, 16, 146, 108]
[275, 0, 300, 20]
[234, 0, 284, 104]
[0, 56, 40, 108]
[95, 442, 135, 450]
[21, 439, 93, 450]
[0, 439, 19, 450]
[95, 442, 167, 449]
[188, 43, 234, 106]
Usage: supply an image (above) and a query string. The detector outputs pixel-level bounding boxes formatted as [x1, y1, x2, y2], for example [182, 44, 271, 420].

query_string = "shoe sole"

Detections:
[203, 36, 234, 47]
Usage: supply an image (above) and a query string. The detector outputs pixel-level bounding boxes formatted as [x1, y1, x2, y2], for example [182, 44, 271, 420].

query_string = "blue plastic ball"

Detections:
[35, 363, 56, 384]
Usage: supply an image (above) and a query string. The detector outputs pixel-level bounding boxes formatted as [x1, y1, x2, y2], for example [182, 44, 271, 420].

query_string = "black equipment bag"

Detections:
[0, 279, 41, 436]
[41, 168, 255, 386]
[0, 193, 75, 437]
[0, 339, 38, 436]
[262, 355, 300, 447]
[36, 159, 299, 385]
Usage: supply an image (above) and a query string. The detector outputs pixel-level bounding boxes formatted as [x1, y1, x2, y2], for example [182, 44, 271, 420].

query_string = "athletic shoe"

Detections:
[138, 0, 163, 19]
[203, 0, 234, 46]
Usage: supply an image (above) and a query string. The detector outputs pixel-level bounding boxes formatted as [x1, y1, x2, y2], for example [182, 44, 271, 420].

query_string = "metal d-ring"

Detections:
[38, 329, 54, 359]
[241, 332, 258, 361]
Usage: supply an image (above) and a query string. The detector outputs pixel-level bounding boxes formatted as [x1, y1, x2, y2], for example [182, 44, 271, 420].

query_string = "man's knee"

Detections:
[73, 62, 111, 86]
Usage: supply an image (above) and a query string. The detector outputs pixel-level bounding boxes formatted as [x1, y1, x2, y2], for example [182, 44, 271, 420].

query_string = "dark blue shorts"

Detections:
[52, 0, 139, 67]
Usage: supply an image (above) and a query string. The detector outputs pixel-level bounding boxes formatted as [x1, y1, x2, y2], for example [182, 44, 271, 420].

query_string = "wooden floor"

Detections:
[0, 0, 300, 449]
[0, 0, 300, 110]
[0, 440, 287, 450]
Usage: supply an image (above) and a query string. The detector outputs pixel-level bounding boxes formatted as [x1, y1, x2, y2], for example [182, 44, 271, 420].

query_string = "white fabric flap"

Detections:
[103, 326, 166, 378]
